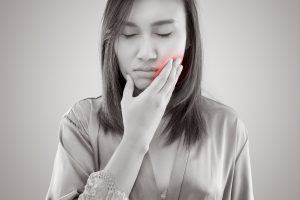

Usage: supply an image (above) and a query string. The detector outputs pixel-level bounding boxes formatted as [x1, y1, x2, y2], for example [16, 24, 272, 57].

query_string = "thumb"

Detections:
[123, 74, 134, 99]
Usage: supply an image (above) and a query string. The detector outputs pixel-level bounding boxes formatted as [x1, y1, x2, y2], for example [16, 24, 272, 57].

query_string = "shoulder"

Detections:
[200, 95, 239, 124]
[200, 96, 249, 155]
[62, 95, 103, 133]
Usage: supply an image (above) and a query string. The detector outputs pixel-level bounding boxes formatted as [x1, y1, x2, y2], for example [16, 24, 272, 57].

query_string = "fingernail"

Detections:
[179, 65, 183, 72]
[178, 57, 182, 63]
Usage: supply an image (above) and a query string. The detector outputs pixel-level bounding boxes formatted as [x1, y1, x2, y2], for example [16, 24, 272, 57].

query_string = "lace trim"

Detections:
[161, 189, 167, 200]
[79, 170, 129, 200]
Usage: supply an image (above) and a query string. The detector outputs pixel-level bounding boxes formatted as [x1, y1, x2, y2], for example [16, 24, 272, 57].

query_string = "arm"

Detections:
[231, 137, 254, 200]
[222, 118, 255, 200]
[79, 135, 148, 199]
[103, 135, 148, 195]
[46, 101, 148, 200]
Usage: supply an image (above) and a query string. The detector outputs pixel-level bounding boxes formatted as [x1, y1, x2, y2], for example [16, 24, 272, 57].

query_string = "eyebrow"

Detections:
[124, 19, 175, 27]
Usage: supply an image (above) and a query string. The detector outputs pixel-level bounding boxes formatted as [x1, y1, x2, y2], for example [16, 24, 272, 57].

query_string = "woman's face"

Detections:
[114, 0, 187, 95]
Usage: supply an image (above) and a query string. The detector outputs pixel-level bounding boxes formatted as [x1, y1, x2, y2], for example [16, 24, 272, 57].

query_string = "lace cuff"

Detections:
[79, 170, 129, 200]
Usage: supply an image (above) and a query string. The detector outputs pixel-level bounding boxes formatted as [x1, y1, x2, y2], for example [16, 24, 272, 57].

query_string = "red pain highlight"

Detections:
[152, 54, 184, 79]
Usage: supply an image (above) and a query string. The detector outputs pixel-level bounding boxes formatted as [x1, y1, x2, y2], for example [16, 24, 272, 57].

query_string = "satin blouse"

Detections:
[46, 95, 254, 200]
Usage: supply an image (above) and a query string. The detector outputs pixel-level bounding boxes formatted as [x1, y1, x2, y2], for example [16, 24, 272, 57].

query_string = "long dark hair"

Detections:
[98, 0, 207, 149]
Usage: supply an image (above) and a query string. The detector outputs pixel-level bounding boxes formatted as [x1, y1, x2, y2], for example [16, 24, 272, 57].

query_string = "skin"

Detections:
[114, 0, 187, 96]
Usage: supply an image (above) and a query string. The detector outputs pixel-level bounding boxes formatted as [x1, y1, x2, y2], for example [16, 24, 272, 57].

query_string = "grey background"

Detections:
[0, 0, 299, 199]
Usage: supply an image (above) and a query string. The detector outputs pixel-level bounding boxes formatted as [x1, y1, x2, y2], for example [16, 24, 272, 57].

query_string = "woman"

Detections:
[46, 0, 254, 199]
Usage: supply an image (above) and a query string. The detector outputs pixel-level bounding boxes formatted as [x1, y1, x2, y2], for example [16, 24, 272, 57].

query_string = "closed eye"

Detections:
[156, 32, 172, 37]
[122, 34, 138, 38]
[122, 32, 173, 38]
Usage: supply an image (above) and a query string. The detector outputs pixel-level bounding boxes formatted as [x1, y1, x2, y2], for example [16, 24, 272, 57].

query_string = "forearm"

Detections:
[104, 135, 148, 197]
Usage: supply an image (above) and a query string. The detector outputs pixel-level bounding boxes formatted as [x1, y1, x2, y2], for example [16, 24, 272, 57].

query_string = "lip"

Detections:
[136, 69, 157, 72]
[135, 66, 157, 72]
[134, 70, 155, 78]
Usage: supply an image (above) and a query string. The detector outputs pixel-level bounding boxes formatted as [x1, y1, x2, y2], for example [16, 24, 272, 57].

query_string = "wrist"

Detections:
[121, 134, 149, 155]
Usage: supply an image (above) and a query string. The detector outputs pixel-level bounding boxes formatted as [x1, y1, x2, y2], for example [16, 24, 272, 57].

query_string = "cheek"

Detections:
[162, 34, 186, 56]
[156, 40, 185, 70]
[115, 42, 132, 75]
[175, 34, 187, 48]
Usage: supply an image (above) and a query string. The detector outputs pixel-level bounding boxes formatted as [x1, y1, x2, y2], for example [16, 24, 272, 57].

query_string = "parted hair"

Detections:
[97, 0, 207, 149]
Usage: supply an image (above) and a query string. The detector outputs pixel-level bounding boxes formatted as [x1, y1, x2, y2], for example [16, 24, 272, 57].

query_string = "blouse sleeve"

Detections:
[223, 118, 255, 200]
[45, 101, 128, 200]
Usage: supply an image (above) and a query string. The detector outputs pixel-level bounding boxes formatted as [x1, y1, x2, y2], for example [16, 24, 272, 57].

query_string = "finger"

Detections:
[165, 64, 182, 100]
[122, 74, 134, 99]
[159, 57, 181, 95]
[145, 59, 173, 94]
[165, 64, 183, 100]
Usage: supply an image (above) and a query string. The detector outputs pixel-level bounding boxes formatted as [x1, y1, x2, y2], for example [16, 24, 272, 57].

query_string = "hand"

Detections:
[120, 57, 183, 150]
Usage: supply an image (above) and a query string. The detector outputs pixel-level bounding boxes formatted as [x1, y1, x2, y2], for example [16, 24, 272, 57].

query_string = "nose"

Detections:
[136, 35, 157, 62]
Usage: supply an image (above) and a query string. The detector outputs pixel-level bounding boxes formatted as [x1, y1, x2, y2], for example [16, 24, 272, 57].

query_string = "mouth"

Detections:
[134, 67, 157, 72]
[133, 70, 156, 79]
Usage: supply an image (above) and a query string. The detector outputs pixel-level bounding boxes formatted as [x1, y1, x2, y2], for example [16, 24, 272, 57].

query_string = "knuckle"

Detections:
[154, 100, 162, 108]
[153, 97, 163, 108]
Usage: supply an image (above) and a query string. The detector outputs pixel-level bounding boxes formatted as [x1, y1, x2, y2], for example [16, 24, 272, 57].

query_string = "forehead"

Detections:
[126, 0, 186, 27]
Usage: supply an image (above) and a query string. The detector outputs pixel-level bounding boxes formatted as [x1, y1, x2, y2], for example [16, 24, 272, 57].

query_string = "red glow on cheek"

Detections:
[152, 53, 184, 79]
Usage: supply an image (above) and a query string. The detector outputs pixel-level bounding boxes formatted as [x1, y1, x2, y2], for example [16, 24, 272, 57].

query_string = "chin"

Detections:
[134, 78, 152, 93]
